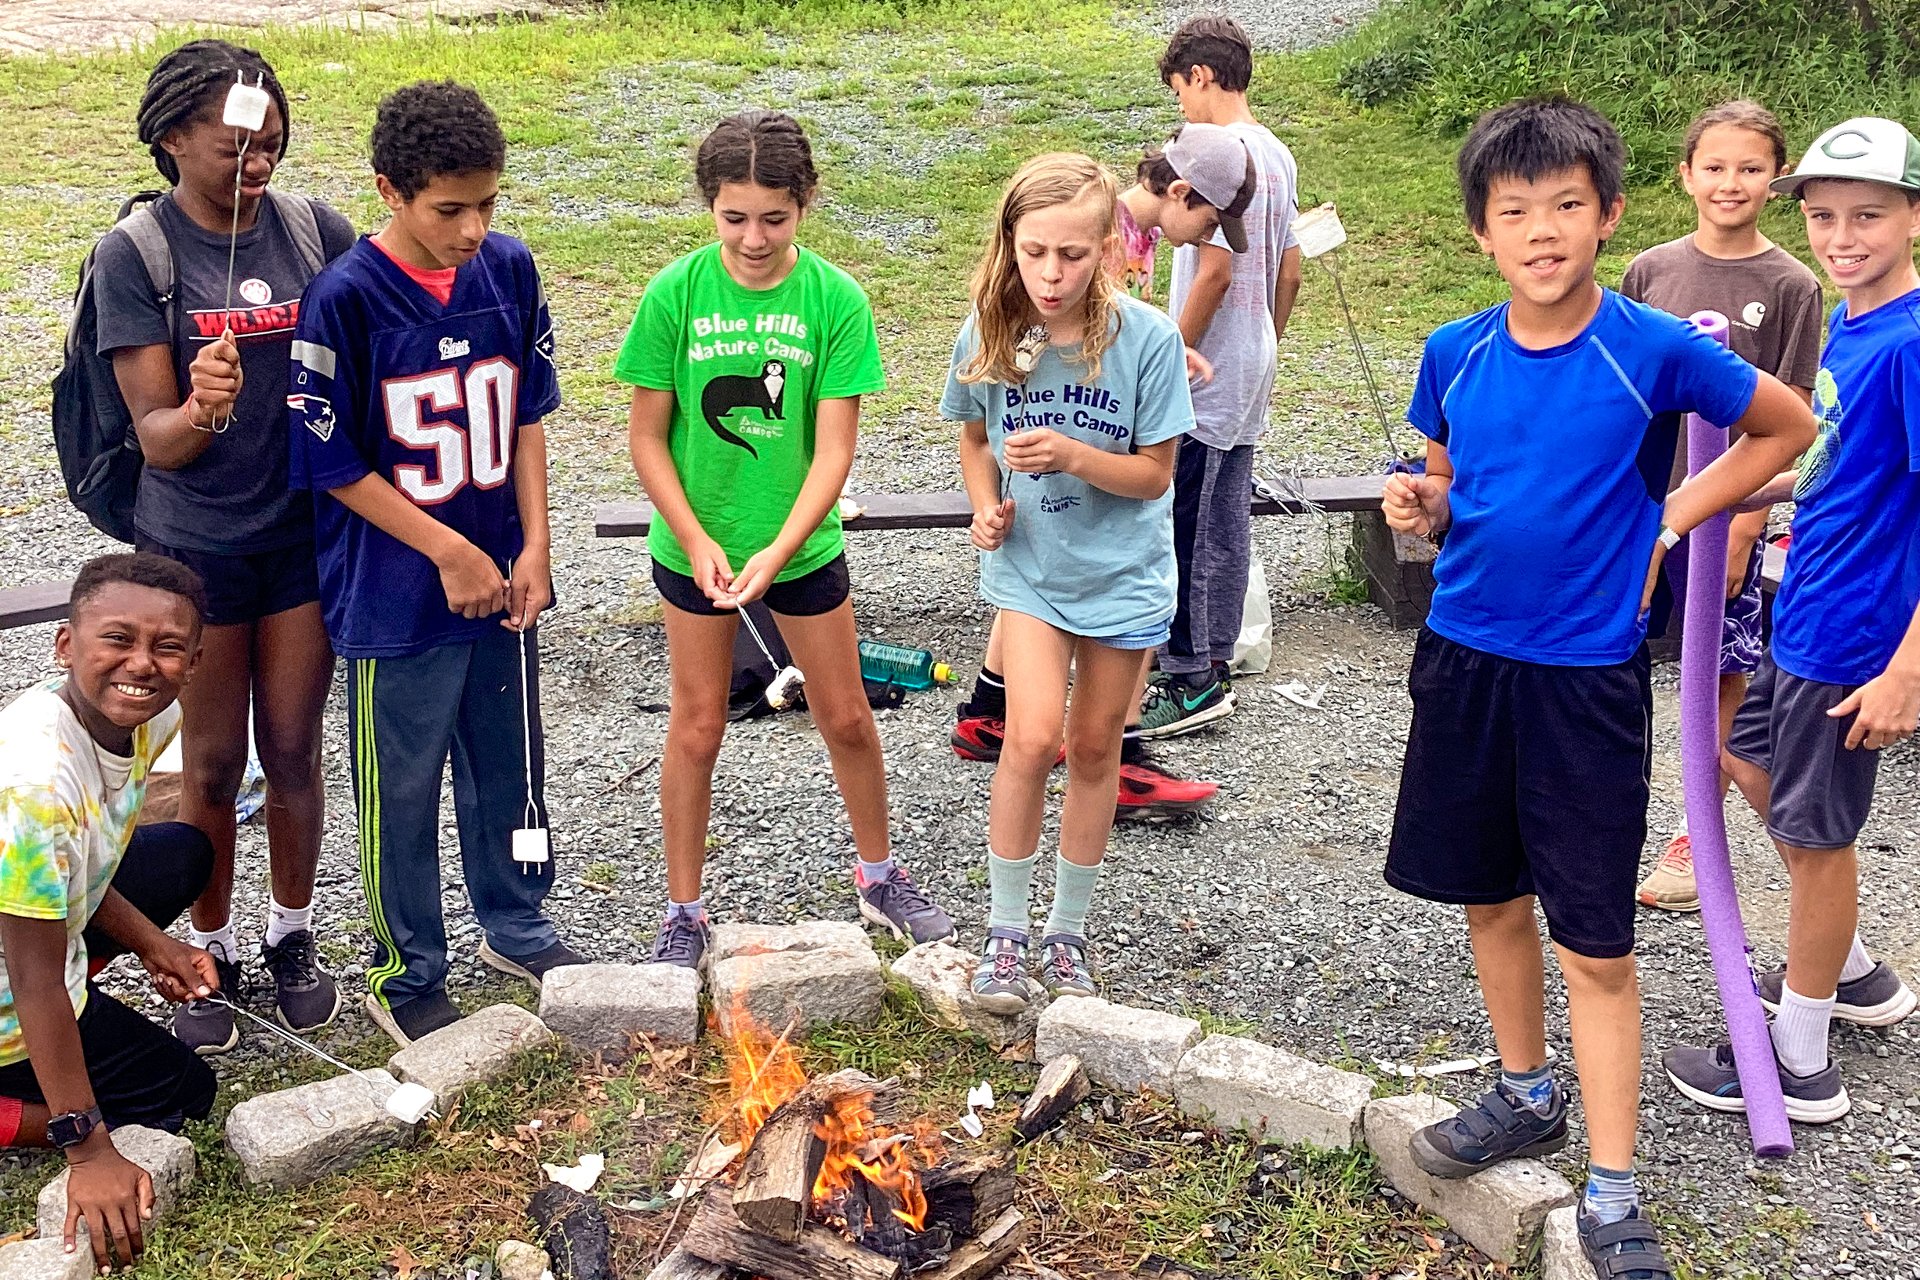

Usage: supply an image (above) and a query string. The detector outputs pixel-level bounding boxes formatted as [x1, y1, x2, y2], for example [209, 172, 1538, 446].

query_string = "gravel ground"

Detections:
[2, 3, 1918, 1276]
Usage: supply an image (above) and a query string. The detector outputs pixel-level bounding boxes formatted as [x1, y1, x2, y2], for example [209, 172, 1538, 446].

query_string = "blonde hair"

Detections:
[960, 152, 1122, 386]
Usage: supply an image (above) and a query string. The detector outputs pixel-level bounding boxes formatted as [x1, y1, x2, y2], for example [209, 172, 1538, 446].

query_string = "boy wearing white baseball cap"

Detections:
[1666, 117, 1920, 1122]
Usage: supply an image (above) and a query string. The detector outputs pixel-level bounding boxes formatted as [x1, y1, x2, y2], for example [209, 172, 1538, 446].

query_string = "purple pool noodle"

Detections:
[1680, 308, 1792, 1158]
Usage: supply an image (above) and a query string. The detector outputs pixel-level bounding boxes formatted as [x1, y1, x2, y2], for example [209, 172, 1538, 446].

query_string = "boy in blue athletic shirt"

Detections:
[1666, 117, 1920, 1122]
[1381, 98, 1815, 1280]
[289, 81, 585, 1048]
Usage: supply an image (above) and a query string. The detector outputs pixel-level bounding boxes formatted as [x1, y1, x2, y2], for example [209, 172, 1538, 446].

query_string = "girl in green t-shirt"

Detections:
[615, 111, 955, 970]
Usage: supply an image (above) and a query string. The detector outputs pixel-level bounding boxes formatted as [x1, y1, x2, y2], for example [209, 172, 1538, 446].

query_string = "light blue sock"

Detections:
[1500, 1063, 1557, 1113]
[667, 897, 705, 923]
[1583, 1163, 1639, 1225]
[987, 851, 1037, 933]
[1042, 856, 1101, 940]
[856, 855, 895, 887]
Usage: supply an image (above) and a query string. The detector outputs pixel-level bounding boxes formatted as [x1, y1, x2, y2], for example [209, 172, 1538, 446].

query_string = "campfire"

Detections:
[668, 1001, 1033, 1280]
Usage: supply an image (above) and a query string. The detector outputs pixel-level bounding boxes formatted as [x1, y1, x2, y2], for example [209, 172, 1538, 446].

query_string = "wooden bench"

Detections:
[0, 581, 72, 631]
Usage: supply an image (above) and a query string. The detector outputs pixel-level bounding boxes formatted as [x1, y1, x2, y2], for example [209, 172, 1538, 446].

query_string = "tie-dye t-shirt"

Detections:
[1110, 200, 1163, 302]
[0, 681, 180, 1065]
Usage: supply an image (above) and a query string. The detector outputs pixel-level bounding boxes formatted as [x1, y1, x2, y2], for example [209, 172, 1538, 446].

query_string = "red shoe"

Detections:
[951, 716, 1066, 766]
[1115, 760, 1217, 823]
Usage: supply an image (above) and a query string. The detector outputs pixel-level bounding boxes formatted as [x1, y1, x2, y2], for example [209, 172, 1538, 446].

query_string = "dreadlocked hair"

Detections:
[137, 39, 290, 186]
[960, 153, 1121, 388]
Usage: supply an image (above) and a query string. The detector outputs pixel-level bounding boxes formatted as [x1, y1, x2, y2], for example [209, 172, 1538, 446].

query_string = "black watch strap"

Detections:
[48, 1105, 103, 1149]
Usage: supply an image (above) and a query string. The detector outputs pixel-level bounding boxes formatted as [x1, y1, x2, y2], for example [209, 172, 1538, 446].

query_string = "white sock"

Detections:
[190, 922, 239, 963]
[1840, 935, 1876, 984]
[1770, 985, 1836, 1076]
[265, 898, 313, 947]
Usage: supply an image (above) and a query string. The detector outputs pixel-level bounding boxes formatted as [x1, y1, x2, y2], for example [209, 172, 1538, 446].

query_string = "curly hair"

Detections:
[695, 110, 819, 208]
[960, 152, 1122, 387]
[137, 39, 290, 186]
[70, 553, 207, 625]
[371, 81, 507, 199]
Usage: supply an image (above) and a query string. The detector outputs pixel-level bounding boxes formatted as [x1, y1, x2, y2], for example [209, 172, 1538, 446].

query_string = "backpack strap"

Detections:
[115, 201, 174, 313]
[265, 189, 328, 278]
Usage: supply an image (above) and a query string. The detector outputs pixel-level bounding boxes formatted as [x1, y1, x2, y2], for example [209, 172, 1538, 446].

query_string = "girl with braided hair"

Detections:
[93, 38, 355, 1054]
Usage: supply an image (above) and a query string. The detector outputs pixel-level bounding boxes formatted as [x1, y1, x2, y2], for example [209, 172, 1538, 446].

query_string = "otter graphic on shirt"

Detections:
[700, 359, 787, 457]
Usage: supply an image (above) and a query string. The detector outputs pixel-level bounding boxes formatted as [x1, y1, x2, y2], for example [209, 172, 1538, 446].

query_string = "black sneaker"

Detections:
[1756, 962, 1917, 1027]
[172, 947, 243, 1056]
[1136, 670, 1235, 739]
[1661, 1040, 1850, 1123]
[649, 913, 712, 971]
[856, 864, 956, 944]
[1407, 1081, 1568, 1178]
[364, 990, 463, 1049]
[1577, 1205, 1677, 1280]
[479, 938, 586, 989]
[261, 929, 342, 1034]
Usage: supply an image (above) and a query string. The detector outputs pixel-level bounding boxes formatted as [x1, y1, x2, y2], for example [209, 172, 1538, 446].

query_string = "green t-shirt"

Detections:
[613, 243, 886, 582]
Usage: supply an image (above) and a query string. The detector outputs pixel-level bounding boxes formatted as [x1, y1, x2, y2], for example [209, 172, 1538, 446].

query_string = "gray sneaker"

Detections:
[1662, 1040, 1850, 1123]
[1756, 962, 1917, 1027]
[261, 929, 341, 1034]
[857, 864, 956, 944]
[971, 927, 1032, 1013]
[172, 948, 243, 1056]
[649, 913, 711, 971]
[1036, 933, 1095, 998]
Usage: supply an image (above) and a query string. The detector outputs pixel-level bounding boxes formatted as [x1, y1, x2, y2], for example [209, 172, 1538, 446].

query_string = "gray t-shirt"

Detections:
[1619, 236, 1824, 391]
[1168, 120, 1299, 450]
[94, 193, 354, 553]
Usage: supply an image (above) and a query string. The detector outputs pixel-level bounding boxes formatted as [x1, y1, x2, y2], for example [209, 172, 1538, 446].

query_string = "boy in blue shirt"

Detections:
[1665, 117, 1920, 1122]
[289, 82, 585, 1047]
[1382, 98, 1815, 1278]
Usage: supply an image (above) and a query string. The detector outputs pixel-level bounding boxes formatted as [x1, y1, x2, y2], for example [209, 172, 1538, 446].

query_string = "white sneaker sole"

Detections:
[477, 940, 541, 987]
[1136, 691, 1237, 740]
[1760, 985, 1918, 1028]
[1638, 892, 1701, 913]
[970, 987, 1032, 1015]
[363, 993, 414, 1049]
[1665, 1068, 1851, 1124]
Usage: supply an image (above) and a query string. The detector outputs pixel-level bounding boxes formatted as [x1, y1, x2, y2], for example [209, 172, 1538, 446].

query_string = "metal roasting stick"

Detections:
[205, 995, 440, 1121]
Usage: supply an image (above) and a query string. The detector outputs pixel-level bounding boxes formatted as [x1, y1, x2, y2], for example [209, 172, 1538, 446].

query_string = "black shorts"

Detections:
[1386, 628, 1652, 960]
[652, 553, 850, 618]
[1725, 654, 1881, 850]
[136, 534, 320, 627]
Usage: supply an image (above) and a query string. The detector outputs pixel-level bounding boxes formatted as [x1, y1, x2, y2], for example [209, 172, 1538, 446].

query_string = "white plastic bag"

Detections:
[1231, 558, 1272, 676]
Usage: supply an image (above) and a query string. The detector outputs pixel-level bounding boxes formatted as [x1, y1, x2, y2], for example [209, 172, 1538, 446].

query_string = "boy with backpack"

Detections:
[1137, 14, 1301, 738]
[288, 81, 585, 1047]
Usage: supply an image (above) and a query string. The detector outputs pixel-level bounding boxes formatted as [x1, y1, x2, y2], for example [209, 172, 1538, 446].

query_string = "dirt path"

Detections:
[0, 0, 557, 56]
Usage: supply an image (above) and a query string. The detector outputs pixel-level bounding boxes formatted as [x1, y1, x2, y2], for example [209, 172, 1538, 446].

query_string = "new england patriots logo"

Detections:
[288, 393, 337, 443]
[534, 324, 556, 368]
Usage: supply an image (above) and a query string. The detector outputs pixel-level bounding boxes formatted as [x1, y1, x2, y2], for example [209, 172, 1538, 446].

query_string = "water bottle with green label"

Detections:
[858, 640, 953, 690]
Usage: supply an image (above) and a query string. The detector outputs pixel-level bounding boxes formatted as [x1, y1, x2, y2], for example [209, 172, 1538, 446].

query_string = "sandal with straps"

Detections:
[1578, 1206, 1678, 1279]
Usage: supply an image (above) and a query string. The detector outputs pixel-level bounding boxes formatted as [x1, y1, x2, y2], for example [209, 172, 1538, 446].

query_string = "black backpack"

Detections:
[51, 190, 329, 543]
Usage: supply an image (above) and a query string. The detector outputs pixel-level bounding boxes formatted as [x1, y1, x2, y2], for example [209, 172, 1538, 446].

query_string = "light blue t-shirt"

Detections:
[940, 295, 1194, 638]
[1408, 289, 1758, 665]
[1772, 291, 1920, 687]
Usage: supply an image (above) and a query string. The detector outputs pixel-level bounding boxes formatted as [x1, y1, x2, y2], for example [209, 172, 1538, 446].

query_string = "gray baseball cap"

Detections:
[1163, 122, 1256, 252]
[1771, 116, 1920, 198]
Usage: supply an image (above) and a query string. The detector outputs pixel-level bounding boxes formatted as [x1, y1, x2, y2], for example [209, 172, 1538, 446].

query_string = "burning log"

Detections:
[1015, 1054, 1090, 1142]
[921, 1206, 1029, 1280]
[921, 1154, 1016, 1239]
[681, 1185, 904, 1280]
[731, 1068, 901, 1243]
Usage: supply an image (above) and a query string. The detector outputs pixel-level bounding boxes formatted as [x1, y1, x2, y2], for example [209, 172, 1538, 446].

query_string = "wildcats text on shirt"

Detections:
[688, 311, 817, 367]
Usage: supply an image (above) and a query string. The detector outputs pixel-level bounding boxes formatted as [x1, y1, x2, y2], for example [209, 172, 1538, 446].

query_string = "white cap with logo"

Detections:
[1162, 122, 1257, 252]
[1771, 116, 1920, 198]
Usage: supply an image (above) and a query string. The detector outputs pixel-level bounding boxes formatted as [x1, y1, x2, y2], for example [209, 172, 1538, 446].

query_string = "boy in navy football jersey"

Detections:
[289, 81, 583, 1047]
[1380, 98, 1814, 1277]
[1666, 118, 1920, 1124]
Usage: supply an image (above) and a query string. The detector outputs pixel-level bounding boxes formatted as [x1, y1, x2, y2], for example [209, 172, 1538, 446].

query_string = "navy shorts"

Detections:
[1386, 628, 1652, 960]
[136, 535, 320, 627]
[652, 553, 850, 618]
[1725, 654, 1881, 850]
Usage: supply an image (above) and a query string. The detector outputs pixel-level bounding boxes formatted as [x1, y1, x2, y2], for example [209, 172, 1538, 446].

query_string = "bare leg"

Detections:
[249, 603, 333, 912]
[989, 611, 1073, 861]
[1465, 899, 1549, 1072]
[1058, 638, 1145, 867]
[178, 623, 255, 935]
[1781, 842, 1858, 1002]
[659, 605, 738, 904]
[1557, 946, 1642, 1170]
[775, 599, 891, 862]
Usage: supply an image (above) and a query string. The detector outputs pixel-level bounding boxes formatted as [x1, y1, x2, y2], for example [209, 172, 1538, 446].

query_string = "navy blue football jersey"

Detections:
[289, 233, 560, 657]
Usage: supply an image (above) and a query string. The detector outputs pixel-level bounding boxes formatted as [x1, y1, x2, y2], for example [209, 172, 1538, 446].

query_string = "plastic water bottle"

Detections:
[858, 640, 953, 690]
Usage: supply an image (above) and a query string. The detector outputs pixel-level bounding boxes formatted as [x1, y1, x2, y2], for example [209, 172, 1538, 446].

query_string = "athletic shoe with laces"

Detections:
[649, 913, 712, 971]
[1661, 1040, 1850, 1122]
[857, 864, 956, 944]
[364, 989, 463, 1049]
[951, 715, 1065, 766]
[1036, 932, 1095, 998]
[260, 929, 341, 1034]
[172, 947, 243, 1056]
[1755, 961, 1917, 1027]
[479, 938, 587, 989]
[1577, 1204, 1678, 1280]
[1136, 671, 1235, 739]
[971, 927, 1033, 1013]
[1407, 1081, 1569, 1178]
[1115, 758, 1217, 823]
[1636, 832, 1700, 912]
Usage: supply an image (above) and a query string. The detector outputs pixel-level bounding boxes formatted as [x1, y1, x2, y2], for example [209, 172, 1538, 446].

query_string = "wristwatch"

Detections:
[47, 1105, 103, 1149]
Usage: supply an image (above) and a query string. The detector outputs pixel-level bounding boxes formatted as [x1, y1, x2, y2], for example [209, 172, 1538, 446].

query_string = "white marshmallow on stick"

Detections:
[385, 1081, 439, 1125]
[222, 78, 272, 132]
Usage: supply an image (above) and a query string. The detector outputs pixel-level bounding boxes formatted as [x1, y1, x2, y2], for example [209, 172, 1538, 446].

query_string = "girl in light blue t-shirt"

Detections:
[940, 152, 1195, 1010]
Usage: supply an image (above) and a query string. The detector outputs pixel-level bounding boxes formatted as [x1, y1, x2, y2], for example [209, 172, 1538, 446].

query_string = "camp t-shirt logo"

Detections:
[1796, 366, 1843, 501]
[699, 359, 786, 458]
[686, 310, 817, 458]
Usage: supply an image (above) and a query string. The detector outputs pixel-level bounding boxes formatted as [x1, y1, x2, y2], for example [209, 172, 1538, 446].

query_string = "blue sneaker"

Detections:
[1577, 1205, 1677, 1280]
[1407, 1081, 1568, 1178]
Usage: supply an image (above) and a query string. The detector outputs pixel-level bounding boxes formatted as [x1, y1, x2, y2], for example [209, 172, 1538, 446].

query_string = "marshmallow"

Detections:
[765, 666, 805, 711]
[222, 79, 272, 133]
[385, 1081, 437, 1125]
